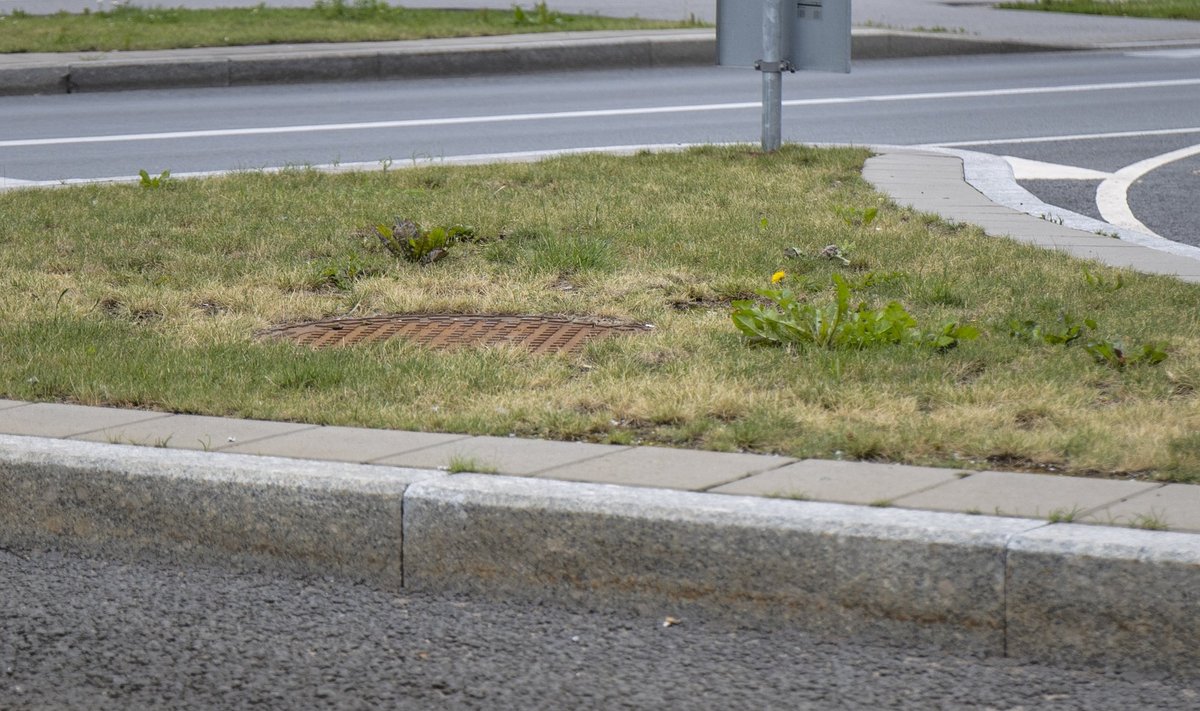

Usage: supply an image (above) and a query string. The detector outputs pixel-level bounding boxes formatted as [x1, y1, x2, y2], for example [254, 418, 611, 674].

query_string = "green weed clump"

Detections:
[731, 272, 978, 350]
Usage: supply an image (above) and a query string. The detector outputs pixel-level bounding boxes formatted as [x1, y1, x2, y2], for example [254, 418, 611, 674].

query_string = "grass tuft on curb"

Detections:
[2, 145, 1200, 482]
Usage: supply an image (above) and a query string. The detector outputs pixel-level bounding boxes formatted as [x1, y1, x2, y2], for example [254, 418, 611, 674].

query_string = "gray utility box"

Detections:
[717, 0, 851, 73]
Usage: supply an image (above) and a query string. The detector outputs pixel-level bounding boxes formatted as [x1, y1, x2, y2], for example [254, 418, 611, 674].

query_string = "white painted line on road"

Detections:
[0, 176, 36, 188]
[940, 126, 1200, 147]
[2, 78, 1199, 148]
[935, 126, 1200, 148]
[1127, 49, 1200, 59]
[1003, 157, 1112, 181]
[1096, 143, 1200, 238]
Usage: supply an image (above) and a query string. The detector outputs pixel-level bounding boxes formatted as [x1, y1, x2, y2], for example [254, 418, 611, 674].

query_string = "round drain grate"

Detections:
[258, 314, 652, 356]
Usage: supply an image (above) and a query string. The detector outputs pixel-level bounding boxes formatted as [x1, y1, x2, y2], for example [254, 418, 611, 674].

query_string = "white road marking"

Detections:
[0, 176, 37, 188]
[1003, 156, 1112, 181]
[1096, 143, 1200, 237]
[934, 126, 1200, 148]
[1127, 49, 1200, 59]
[2, 77, 1199, 148]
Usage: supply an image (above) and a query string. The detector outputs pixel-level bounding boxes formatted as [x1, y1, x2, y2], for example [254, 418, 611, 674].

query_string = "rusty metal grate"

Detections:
[258, 314, 652, 356]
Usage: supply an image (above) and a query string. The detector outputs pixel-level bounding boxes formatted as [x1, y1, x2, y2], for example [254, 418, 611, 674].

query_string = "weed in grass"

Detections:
[310, 253, 379, 291]
[1083, 267, 1124, 292]
[1084, 339, 1168, 370]
[512, 2, 561, 26]
[1008, 312, 1094, 346]
[835, 205, 878, 228]
[367, 218, 476, 265]
[446, 455, 498, 474]
[138, 169, 170, 189]
[731, 272, 978, 350]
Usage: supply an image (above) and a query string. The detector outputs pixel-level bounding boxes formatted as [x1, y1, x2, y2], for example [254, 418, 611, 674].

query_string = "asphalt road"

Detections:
[2, 544, 1197, 709]
[2, 48, 1198, 245]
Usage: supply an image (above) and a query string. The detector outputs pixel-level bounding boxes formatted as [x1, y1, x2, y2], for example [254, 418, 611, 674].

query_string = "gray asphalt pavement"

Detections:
[3, 544, 1197, 710]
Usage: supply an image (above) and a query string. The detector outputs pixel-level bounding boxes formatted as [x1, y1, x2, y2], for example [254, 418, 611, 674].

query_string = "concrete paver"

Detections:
[0, 399, 27, 411]
[893, 470, 1161, 520]
[710, 459, 965, 505]
[372, 435, 628, 475]
[70, 413, 317, 451]
[223, 425, 470, 462]
[1083, 484, 1200, 533]
[536, 446, 793, 491]
[0, 402, 169, 438]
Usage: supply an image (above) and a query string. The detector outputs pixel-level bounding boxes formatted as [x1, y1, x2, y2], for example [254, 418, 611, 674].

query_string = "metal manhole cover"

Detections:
[258, 314, 652, 356]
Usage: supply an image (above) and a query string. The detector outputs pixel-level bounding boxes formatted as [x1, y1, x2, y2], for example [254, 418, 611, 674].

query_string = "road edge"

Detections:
[2, 433, 1197, 676]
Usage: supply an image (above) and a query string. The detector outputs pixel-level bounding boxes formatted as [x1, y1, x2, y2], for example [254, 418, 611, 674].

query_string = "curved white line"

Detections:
[1096, 143, 1200, 238]
[906, 146, 1200, 262]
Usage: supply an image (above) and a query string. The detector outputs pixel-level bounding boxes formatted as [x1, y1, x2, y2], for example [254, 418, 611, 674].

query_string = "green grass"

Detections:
[0, 1, 706, 54]
[3, 145, 1200, 483]
[997, 0, 1200, 21]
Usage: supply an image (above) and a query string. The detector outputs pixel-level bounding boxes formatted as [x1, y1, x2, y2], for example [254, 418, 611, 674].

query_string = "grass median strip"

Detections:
[0, 1, 706, 54]
[997, 0, 1200, 21]
[2, 145, 1199, 482]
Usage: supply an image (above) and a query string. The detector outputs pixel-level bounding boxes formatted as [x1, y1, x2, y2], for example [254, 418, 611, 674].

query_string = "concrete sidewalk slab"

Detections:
[373, 434, 628, 474]
[0, 402, 170, 438]
[710, 459, 965, 505]
[224, 425, 471, 462]
[70, 412, 319, 451]
[893, 470, 1161, 521]
[1084, 484, 1200, 531]
[536, 445, 792, 490]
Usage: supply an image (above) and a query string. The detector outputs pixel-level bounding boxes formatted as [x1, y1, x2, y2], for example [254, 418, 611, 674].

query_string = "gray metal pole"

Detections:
[761, 0, 783, 152]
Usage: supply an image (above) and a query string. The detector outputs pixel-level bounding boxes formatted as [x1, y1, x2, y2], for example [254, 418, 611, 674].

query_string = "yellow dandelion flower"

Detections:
[771, 270, 786, 284]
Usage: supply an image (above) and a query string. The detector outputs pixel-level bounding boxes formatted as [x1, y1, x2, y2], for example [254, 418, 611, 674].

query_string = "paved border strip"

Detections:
[3, 433, 1198, 675]
[0, 29, 1069, 96]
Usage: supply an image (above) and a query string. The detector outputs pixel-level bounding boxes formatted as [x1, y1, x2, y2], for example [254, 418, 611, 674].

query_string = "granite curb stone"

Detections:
[0, 433, 439, 586]
[1006, 524, 1200, 675]
[402, 473, 1041, 654]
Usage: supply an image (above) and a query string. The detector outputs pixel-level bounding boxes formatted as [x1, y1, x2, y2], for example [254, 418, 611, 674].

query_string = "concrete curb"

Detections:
[0, 434, 437, 586]
[2, 433, 1197, 675]
[0, 28, 1070, 96]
